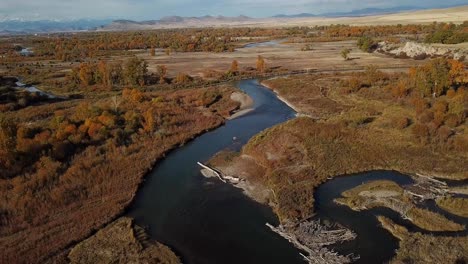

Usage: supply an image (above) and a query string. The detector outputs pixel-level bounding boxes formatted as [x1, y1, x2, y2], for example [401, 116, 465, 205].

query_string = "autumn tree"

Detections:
[79, 63, 95, 86]
[391, 79, 410, 98]
[174, 73, 192, 84]
[122, 88, 143, 103]
[97, 61, 111, 89]
[125, 57, 148, 86]
[448, 59, 467, 85]
[157, 65, 167, 84]
[256, 55, 266, 73]
[230, 60, 239, 74]
[409, 58, 455, 97]
[141, 109, 155, 133]
[109, 63, 124, 86]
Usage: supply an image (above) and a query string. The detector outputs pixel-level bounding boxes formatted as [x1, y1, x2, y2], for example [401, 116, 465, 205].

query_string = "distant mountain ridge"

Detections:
[112, 15, 253, 25]
[0, 19, 112, 34]
[273, 6, 421, 18]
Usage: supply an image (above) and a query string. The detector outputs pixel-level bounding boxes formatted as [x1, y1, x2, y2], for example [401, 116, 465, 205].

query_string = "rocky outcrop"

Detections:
[376, 41, 467, 61]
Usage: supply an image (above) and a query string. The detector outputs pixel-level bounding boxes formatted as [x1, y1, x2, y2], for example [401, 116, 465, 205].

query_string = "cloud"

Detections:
[1, 0, 467, 20]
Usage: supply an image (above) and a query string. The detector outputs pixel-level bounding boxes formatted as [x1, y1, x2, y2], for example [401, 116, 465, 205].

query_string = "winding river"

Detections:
[128, 79, 468, 264]
[128, 79, 303, 264]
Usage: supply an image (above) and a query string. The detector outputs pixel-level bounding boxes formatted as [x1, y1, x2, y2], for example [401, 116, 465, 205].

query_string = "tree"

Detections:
[448, 59, 467, 85]
[141, 109, 155, 133]
[125, 57, 148, 86]
[174, 73, 192, 84]
[97, 61, 111, 89]
[123, 88, 143, 103]
[409, 58, 453, 97]
[109, 63, 124, 86]
[78, 63, 95, 86]
[256, 55, 266, 73]
[157, 65, 167, 84]
[341, 48, 351, 61]
[230, 60, 239, 74]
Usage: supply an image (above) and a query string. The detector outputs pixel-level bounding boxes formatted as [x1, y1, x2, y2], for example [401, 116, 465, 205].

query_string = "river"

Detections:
[127, 79, 468, 264]
[128, 79, 303, 264]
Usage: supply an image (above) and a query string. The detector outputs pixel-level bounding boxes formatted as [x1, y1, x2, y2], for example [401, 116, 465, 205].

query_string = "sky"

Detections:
[1, 0, 468, 21]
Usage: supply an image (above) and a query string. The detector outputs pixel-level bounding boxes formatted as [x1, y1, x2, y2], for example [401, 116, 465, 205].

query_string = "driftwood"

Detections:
[197, 162, 242, 184]
[267, 220, 358, 264]
[405, 174, 449, 201]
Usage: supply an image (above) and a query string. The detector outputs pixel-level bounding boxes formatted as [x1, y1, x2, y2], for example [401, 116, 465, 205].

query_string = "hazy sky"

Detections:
[1, 0, 467, 21]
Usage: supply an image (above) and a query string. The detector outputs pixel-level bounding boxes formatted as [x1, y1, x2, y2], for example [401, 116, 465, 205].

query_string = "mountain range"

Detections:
[273, 6, 422, 18]
[0, 19, 112, 35]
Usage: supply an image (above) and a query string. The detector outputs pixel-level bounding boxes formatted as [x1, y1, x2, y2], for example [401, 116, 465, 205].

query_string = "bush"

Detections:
[393, 117, 411, 129]
[436, 126, 453, 142]
[418, 110, 434, 123]
[357, 36, 377, 53]
[412, 123, 429, 143]
[445, 114, 461, 128]
[452, 135, 468, 152]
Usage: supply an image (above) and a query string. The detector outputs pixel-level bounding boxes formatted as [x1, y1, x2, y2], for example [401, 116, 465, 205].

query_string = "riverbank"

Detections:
[378, 216, 468, 263]
[68, 217, 180, 264]
[260, 81, 302, 114]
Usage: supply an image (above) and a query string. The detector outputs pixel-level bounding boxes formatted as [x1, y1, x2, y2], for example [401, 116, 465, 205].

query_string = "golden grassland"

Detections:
[378, 216, 468, 264]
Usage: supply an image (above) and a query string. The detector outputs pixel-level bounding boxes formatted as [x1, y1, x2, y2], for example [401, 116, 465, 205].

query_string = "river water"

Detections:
[128, 79, 467, 264]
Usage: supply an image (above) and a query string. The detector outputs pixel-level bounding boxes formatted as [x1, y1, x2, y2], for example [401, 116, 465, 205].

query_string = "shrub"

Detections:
[412, 123, 429, 143]
[436, 126, 453, 142]
[411, 97, 429, 115]
[418, 110, 434, 123]
[445, 114, 460, 128]
[452, 135, 468, 152]
[393, 117, 411, 129]
[357, 36, 377, 52]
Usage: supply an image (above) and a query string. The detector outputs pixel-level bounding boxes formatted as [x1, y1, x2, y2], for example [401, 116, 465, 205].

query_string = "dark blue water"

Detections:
[243, 40, 282, 48]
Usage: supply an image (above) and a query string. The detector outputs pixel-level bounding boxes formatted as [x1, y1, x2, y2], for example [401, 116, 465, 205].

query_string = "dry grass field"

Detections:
[136, 40, 423, 78]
